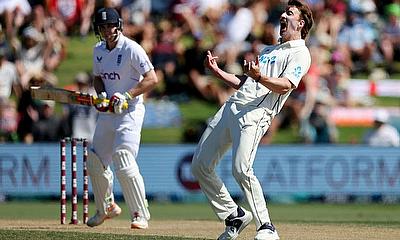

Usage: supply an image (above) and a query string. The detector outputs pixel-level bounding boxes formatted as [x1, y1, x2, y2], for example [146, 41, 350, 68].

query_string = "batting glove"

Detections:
[109, 92, 132, 114]
[95, 92, 109, 112]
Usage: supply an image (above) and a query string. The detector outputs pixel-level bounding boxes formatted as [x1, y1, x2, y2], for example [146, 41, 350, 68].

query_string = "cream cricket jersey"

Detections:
[228, 39, 311, 115]
[93, 34, 154, 104]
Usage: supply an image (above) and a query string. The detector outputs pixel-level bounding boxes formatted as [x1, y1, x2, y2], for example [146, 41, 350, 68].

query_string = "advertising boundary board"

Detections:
[0, 144, 399, 201]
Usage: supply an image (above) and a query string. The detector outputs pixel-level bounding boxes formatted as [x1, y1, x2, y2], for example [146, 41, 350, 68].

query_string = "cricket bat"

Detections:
[30, 86, 128, 109]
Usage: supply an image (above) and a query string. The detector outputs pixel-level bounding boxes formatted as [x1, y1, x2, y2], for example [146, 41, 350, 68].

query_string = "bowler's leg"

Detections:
[191, 105, 237, 221]
[231, 124, 271, 229]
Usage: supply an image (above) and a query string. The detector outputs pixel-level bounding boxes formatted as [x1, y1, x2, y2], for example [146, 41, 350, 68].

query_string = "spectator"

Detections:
[15, 26, 60, 89]
[120, 0, 151, 37]
[183, 36, 220, 103]
[0, 0, 32, 39]
[32, 100, 64, 142]
[336, 9, 379, 74]
[304, 98, 338, 144]
[16, 75, 52, 143]
[362, 110, 400, 147]
[62, 72, 97, 141]
[0, 46, 20, 99]
[379, 3, 400, 74]
[0, 98, 18, 142]
[47, 0, 95, 36]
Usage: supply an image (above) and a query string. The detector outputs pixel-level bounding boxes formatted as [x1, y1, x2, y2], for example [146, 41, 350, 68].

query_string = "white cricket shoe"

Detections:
[218, 206, 253, 240]
[131, 211, 149, 229]
[254, 223, 279, 240]
[86, 203, 122, 227]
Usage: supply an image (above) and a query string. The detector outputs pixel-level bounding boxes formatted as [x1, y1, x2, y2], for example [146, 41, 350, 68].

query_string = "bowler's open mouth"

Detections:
[280, 18, 287, 34]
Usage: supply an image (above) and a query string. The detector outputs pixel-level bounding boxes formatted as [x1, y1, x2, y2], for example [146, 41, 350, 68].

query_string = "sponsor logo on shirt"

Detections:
[96, 56, 102, 63]
[140, 61, 148, 68]
[259, 55, 276, 64]
[101, 71, 120, 80]
[292, 66, 302, 79]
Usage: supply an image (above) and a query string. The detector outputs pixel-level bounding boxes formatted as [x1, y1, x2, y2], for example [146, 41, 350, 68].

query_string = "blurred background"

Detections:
[0, 0, 399, 204]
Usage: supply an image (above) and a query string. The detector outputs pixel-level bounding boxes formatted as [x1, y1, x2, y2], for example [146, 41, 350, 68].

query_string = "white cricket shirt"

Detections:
[93, 34, 154, 104]
[228, 39, 311, 115]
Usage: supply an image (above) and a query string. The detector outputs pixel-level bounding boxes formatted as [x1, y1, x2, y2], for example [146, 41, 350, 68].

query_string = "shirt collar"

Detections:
[115, 34, 125, 49]
[101, 33, 125, 51]
[279, 39, 305, 49]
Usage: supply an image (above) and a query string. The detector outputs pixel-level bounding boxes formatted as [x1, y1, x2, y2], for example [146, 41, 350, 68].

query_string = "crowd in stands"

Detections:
[0, 0, 399, 145]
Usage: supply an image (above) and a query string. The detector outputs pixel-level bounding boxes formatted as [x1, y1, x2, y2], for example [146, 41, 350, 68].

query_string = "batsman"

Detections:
[86, 8, 158, 229]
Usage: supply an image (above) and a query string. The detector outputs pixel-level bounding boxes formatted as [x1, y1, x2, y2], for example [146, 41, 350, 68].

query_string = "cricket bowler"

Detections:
[191, 0, 314, 239]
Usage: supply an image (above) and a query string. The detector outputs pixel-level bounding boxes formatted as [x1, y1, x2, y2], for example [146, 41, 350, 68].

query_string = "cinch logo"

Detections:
[101, 72, 121, 80]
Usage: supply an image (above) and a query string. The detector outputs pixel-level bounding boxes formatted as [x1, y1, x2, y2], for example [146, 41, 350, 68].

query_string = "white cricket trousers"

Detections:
[192, 102, 273, 229]
[92, 103, 145, 165]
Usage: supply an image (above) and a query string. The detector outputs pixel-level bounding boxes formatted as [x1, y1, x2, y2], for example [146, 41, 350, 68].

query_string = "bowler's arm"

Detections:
[211, 68, 248, 90]
[244, 57, 295, 95]
[204, 50, 246, 90]
[257, 76, 295, 95]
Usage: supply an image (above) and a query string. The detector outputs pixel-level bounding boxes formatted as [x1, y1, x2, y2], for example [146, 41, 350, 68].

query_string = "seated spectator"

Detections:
[0, 0, 31, 40]
[62, 72, 97, 141]
[304, 99, 338, 144]
[32, 100, 64, 142]
[336, 9, 379, 74]
[17, 75, 53, 143]
[47, 0, 95, 36]
[379, 3, 400, 74]
[362, 110, 400, 147]
[120, 0, 151, 37]
[0, 23, 17, 62]
[0, 98, 18, 142]
[15, 26, 60, 89]
[180, 33, 235, 106]
[0, 46, 20, 99]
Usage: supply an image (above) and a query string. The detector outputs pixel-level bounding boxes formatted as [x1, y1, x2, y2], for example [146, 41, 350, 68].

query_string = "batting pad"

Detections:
[87, 150, 115, 215]
[113, 149, 150, 220]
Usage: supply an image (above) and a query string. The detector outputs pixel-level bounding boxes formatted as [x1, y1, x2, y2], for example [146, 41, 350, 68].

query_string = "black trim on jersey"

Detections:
[256, 91, 271, 107]
[271, 95, 282, 113]
[236, 75, 248, 88]
[256, 56, 289, 107]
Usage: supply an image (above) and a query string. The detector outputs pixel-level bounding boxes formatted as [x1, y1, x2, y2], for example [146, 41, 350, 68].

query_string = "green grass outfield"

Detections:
[0, 201, 399, 239]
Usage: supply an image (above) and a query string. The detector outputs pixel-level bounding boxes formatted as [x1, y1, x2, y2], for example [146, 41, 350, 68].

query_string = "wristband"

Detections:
[124, 92, 133, 100]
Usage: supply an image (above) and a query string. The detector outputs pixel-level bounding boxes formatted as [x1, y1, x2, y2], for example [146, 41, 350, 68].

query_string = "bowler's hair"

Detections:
[288, 0, 314, 39]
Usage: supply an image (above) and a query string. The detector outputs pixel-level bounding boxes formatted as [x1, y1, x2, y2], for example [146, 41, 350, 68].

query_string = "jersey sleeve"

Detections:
[281, 47, 311, 88]
[130, 42, 154, 76]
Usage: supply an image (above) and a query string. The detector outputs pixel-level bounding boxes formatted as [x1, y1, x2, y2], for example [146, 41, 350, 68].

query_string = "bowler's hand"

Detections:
[204, 50, 219, 72]
[243, 56, 261, 81]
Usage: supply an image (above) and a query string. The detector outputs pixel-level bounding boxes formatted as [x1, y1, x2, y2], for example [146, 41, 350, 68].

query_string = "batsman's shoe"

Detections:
[218, 206, 253, 240]
[254, 223, 279, 240]
[87, 203, 122, 227]
[131, 212, 148, 229]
